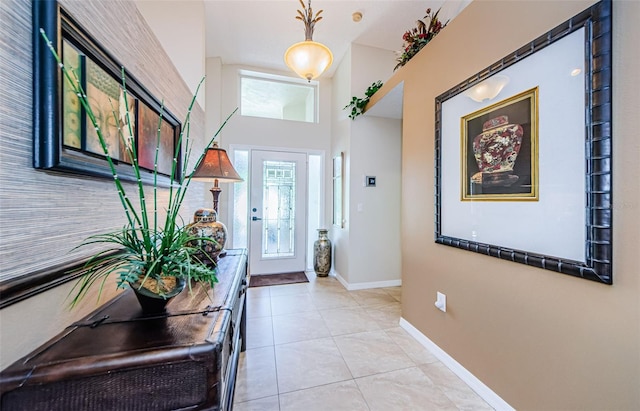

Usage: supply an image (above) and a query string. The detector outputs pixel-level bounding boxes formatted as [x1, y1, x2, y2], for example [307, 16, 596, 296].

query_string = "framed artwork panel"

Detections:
[137, 103, 177, 177]
[461, 88, 538, 201]
[33, 2, 182, 185]
[84, 58, 121, 159]
[434, 0, 612, 284]
[61, 40, 82, 149]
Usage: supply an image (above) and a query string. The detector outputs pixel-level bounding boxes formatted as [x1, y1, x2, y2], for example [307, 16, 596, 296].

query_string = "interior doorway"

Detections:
[249, 150, 307, 274]
[227, 145, 325, 274]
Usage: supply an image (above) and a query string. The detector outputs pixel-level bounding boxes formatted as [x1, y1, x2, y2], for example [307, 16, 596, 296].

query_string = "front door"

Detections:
[249, 150, 307, 275]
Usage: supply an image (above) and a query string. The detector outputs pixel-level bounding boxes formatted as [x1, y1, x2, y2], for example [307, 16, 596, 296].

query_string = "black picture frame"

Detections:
[33, 1, 182, 185]
[434, 0, 612, 284]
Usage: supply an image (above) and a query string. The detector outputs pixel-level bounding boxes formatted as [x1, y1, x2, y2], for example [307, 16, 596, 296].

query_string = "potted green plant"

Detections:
[40, 30, 233, 312]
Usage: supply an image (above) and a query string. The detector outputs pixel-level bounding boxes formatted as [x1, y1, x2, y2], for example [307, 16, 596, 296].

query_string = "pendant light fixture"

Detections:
[284, 0, 333, 82]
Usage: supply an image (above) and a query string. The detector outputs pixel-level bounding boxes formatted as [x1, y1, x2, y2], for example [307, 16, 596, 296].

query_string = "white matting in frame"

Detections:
[440, 28, 586, 262]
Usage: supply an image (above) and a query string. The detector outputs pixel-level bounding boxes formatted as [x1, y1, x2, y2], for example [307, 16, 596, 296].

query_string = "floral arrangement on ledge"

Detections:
[394, 8, 448, 71]
[344, 81, 383, 120]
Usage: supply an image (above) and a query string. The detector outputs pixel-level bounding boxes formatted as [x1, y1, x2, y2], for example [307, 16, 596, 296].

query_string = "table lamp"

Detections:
[191, 142, 243, 259]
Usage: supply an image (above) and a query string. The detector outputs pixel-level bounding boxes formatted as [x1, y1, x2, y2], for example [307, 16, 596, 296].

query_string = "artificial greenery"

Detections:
[344, 81, 383, 120]
[394, 8, 447, 71]
[41, 29, 234, 307]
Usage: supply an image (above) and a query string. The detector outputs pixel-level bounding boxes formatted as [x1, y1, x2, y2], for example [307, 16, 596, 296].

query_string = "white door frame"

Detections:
[249, 149, 307, 274]
[227, 144, 326, 273]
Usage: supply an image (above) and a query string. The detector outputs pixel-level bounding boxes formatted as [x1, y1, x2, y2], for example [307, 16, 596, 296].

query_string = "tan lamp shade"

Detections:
[191, 143, 243, 183]
[191, 143, 242, 214]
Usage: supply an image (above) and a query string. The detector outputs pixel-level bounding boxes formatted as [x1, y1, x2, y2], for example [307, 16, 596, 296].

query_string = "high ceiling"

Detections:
[204, 0, 471, 77]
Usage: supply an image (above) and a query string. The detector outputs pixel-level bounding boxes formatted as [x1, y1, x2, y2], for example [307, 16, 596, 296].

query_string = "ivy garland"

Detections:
[344, 81, 383, 120]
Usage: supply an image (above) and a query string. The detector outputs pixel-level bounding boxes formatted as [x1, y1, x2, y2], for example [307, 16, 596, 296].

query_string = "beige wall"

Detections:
[135, 0, 206, 108]
[333, 44, 402, 288]
[348, 114, 402, 286]
[377, 0, 639, 409]
[331, 45, 352, 281]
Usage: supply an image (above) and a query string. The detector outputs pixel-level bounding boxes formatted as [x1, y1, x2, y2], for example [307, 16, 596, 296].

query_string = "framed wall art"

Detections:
[461, 87, 538, 201]
[33, 2, 182, 185]
[434, 0, 612, 284]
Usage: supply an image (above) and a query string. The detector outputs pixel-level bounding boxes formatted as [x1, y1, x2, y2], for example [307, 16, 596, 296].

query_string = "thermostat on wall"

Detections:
[365, 176, 376, 187]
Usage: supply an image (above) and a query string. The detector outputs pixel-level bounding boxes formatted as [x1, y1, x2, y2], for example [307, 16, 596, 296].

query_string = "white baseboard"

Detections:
[333, 270, 401, 290]
[399, 318, 515, 411]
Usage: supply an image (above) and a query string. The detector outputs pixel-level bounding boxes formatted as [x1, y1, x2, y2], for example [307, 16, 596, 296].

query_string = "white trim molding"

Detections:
[334, 269, 401, 291]
[399, 318, 515, 411]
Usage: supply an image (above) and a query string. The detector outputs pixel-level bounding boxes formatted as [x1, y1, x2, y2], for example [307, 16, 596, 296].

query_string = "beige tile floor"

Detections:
[233, 273, 493, 411]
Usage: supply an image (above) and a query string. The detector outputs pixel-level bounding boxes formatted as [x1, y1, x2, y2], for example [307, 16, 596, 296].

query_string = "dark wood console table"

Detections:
[0, 249, 247, 411]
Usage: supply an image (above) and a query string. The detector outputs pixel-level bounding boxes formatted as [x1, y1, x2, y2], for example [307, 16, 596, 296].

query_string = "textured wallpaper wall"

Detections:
[0, 0, 207, 282]
[0, 0, 211, 369]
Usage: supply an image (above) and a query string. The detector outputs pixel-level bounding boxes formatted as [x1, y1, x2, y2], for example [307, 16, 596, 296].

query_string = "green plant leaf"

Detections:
[39, 29, 227, 308]
[344, 81, 383, 120]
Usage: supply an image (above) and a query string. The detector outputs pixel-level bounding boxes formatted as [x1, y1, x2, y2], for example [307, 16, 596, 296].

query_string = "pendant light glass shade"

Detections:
[284, 40, 333, 81]
[284, 0, 332, 81]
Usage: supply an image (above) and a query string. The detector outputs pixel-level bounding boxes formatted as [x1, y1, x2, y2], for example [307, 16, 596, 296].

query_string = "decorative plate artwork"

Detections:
[471, 115, 524, 187]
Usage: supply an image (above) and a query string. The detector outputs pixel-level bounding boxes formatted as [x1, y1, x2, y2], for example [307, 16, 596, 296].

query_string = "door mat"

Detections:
[248, 271, 309, 288]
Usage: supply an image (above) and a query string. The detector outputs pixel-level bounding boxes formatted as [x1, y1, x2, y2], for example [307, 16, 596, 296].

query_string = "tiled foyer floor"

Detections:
[233, 273, 494, 411]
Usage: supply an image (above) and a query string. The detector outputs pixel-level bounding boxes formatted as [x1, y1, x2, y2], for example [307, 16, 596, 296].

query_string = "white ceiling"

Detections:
[204, 0, 471, 76]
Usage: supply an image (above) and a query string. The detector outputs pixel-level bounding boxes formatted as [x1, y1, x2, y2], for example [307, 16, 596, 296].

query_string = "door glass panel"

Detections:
[262, 160, 296, 258]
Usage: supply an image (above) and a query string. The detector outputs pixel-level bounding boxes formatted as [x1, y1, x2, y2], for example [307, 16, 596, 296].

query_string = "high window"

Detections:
[240, 70, 318, 123]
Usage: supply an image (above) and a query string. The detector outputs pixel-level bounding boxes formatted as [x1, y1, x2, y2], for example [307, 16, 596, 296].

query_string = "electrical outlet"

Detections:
[435, 291, 446, 312]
